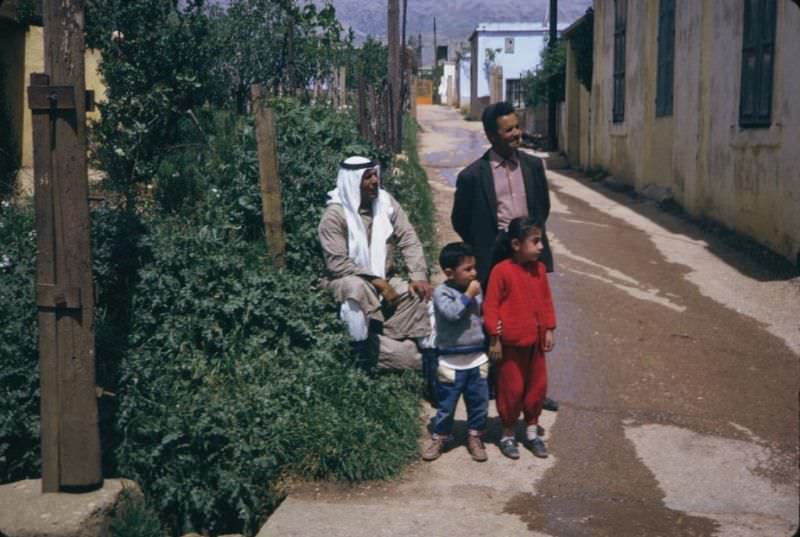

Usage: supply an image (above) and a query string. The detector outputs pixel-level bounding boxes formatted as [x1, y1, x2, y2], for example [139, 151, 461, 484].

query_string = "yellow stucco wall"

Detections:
[590, 0, 800, 265]
[6, 26, 106, 170]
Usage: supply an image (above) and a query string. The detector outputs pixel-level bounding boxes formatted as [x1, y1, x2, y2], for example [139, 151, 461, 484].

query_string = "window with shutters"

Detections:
[739, 0, 777, 128]
[612, 0, 627, 123]
[656, 0, 675, 117]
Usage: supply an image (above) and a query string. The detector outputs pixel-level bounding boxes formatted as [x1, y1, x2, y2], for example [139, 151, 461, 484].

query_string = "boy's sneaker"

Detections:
[526, 437, 549, 458]
[499, 437, 520, 460]
[422, 435, 447, 461]
[466, 434, 488, 462]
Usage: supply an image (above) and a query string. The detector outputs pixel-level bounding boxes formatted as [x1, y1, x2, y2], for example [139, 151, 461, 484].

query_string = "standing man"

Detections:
[451, 101, 558, 412]
[319, 155, 435, 368]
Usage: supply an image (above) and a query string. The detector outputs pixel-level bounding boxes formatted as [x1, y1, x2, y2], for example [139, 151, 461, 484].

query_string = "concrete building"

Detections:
[581, 0, 799, 266]
[0, 1, 104, 180]
[468, 22, 568, 120]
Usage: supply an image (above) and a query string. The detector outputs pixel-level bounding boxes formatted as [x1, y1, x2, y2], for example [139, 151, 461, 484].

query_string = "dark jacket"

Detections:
[451, 149, 553, 285]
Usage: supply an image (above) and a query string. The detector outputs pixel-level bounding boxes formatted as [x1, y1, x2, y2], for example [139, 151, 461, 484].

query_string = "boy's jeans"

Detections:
[432, 362, 489, 436]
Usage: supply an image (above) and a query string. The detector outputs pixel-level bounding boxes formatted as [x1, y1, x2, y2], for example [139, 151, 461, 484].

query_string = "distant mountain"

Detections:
[316, 0, 593, 63]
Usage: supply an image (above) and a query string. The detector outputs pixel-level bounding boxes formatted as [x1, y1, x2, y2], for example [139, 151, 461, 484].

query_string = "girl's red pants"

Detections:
[495, 345, 547, 429]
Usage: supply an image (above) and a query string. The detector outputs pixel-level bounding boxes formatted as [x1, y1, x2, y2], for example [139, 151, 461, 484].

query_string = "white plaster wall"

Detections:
[458, 55, 471, 102]
[474, 31, 549, 99]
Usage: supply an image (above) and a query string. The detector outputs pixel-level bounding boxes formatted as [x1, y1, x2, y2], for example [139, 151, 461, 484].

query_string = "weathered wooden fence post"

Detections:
[28, 0, 102, 492]
[387, 0, 402, 153]
[358, 76, 369, 138]
[337, 66, 347, 108]
[251, 84, 286, 267]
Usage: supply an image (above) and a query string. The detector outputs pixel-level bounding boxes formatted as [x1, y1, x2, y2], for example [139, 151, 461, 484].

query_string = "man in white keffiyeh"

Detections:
[319, 156, 434, 367]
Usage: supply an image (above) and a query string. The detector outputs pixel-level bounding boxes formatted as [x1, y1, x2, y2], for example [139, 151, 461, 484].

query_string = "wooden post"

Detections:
[358, 76, 369, 138]
[286, 15, 295, 95]
[251, 85, 286, 267]
[28, 0, 102, 492]
[337, 66, 347, 108]
[387, 0, 402, 153]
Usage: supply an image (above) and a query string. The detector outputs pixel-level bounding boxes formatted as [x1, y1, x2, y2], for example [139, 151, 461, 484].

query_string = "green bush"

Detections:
[522, 41, 566, 108]
[0, 200, 38, 481]
[0, 91, 432, 537]
[108, 101, 426, 534]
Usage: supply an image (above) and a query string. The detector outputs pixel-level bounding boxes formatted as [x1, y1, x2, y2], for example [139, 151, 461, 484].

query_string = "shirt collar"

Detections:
[489, 148, 518, 169]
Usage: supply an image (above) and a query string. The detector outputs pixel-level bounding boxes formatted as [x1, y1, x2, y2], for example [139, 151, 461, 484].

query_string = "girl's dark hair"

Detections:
[490, 217, 543, 267]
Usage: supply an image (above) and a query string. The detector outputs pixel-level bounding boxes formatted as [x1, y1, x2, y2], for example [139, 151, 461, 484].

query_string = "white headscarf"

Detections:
[326, 156, 394, 278]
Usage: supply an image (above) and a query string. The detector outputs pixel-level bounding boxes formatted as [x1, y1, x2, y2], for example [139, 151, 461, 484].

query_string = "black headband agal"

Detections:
[340, 159, 377, 170]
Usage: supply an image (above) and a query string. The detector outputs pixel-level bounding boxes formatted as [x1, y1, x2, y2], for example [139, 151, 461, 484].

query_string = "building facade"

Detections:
[468, 22, 567, 119]
[586, 0, 799, 266]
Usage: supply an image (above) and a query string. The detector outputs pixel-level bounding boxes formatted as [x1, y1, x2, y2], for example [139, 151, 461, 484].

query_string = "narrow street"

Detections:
[260, 105, 799, 537]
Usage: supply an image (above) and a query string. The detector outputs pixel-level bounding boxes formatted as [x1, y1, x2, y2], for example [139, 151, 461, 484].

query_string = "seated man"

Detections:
[318, 156, 434, 368]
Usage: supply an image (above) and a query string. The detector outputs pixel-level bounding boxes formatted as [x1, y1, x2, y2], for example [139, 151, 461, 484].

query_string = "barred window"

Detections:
[656, 0, 675, 117]
[739, 0, 777, 128]
[613, 0, 627, 123]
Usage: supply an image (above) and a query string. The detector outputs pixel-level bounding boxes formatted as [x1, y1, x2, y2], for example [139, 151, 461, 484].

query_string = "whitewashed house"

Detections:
[468, 22, 568, 119]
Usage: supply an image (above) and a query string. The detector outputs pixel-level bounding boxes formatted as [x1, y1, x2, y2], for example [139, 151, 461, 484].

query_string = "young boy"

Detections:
[422, 242, 490, 462]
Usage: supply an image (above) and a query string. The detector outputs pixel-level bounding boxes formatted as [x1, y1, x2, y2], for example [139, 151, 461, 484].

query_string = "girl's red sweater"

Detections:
[483, 258, 557, 347]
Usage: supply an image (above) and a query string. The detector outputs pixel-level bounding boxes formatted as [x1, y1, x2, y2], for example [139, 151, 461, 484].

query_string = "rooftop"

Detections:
[473, 22, 570, 33]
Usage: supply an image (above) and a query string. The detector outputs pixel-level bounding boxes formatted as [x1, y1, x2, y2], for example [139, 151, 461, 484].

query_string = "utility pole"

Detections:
[433, 17, 438, 69]
[548, 0, 559, 150]
[387, 0, 402, 153]
[28, 0, 102, 492]
[401, 0, 408, 117]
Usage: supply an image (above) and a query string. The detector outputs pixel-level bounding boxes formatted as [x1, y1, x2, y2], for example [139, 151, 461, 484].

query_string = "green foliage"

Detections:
[0, 200, 38, 482]
[209, 0, 350, 112]
[110, 489, 165, 537]
[85, 0, 220, 198]
[106, 101, 423, 534]
[346, 36, 388, 90]
[0, 102, 433, 536]
[571, 8, 595, 91]
[521, 41, 567, 108]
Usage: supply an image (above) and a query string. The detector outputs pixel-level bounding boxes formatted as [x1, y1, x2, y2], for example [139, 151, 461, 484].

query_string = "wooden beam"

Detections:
[251, 85, 286, 267]
[31, 0, 102, 491]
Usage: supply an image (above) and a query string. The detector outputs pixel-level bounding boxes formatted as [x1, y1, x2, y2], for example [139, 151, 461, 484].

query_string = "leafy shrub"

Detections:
[0, 200, 38, 481]
[0, 98, 432, 537]
[522, 41, 567, 108]
[108, 101, 427, 534]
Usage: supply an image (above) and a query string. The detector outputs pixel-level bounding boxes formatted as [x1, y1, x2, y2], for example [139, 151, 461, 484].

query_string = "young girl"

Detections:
[483, 217, 556, 460]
